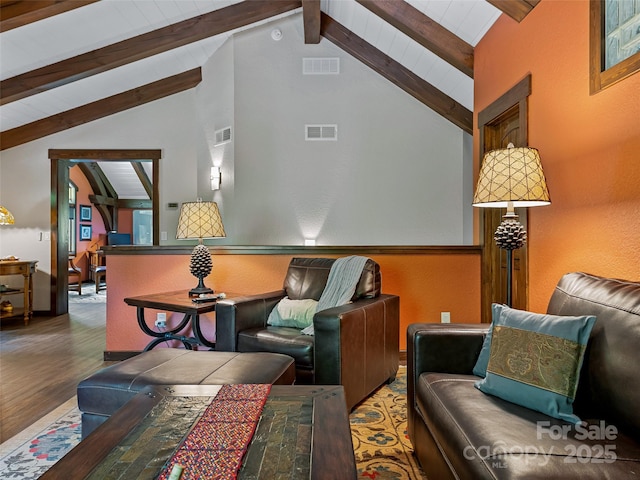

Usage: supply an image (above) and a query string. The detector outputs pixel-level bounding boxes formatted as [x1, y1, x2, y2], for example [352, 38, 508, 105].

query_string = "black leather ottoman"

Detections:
[78, 350, 296, 438]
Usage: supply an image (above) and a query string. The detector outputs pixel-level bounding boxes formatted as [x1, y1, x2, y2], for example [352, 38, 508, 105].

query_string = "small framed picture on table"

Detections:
[80, 224, 92, 241]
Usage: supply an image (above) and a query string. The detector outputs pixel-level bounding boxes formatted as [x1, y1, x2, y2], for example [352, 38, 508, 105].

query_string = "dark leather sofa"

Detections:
[215, 257, 400, 410]
[407, 272, 640, 479]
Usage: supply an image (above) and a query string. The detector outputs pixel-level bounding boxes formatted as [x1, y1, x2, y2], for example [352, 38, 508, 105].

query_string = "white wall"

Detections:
[222, 14, 472, 245]
[0, 92, 199, 310]
[0, 13, 473, 310]
[194, 37, 235, 238]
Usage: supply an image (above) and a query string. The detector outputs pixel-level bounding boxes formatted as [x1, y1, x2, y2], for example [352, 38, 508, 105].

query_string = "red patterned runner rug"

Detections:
[157, 384, 271, 480]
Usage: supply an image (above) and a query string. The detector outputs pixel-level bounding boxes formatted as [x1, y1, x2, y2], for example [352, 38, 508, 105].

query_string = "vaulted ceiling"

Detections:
[0, 0, 540, 153]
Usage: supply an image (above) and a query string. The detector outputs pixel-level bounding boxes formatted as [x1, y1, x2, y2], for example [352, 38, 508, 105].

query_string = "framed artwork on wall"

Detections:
[80, 224, 92, 241]
[79, 205, 92, 222]
[590, 0, 640, 93]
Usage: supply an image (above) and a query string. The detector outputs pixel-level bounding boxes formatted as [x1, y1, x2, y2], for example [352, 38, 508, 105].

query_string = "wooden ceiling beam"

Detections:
[302, 0, 321, 44]
[356, 0, 473, 78]
[486, 0, 541, 23]
[0, 0, 301, 105]
[118, 199, 152, 209]
[0, 68, 202, 151]
[131, 162, 153, 199]
[320, 13, 472, 134]
[0, 0, 97, 32]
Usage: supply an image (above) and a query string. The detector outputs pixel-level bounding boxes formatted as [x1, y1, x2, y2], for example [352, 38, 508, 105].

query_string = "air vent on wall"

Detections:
[305, 124, 338, 141]
[214, 127, 232, 146]
[303, 57, 340, 75]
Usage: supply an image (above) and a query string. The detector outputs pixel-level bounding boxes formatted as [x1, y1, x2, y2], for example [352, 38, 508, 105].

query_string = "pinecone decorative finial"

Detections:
[190, 244, 213, 278]
[494, 218, 527, 250]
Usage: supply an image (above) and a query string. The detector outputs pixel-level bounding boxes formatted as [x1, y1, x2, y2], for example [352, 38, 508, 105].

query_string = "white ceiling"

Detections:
[0, 0, 501, 131]
[97, 161, 153, 199]
[0, 0, 501, 199]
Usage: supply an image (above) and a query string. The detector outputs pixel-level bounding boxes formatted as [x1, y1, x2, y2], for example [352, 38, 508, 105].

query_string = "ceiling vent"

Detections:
[214, 127, 232, 146]
[305, 125, 338, 141]
[303, 57, 340, 75]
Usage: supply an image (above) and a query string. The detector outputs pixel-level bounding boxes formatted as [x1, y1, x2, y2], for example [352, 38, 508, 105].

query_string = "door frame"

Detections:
[50, 149, 161, 316]
[477, 74, 532, 322]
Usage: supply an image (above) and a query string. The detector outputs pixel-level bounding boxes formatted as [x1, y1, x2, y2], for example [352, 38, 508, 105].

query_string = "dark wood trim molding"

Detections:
[476, 74, 532, 323]
[0, 0, 301, 105]
[486, 0, 541, 23]
[50, 149, 162, 160]
[50, 149, 161, 316]
[100, 245, 481, 256]
[356, 0, 473, 78]
[589, 0, 640, 94]
[302, 0, 321, 44]
[320, 13, 472, 134]
[104, 351, 142, 362]
[1, 68, 202, 150]
[478, 74, 531, 144]
[0, 0, 97, 32]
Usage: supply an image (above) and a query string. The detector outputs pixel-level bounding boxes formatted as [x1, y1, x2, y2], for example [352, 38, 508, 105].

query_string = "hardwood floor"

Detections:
[0, 293, 110, 443]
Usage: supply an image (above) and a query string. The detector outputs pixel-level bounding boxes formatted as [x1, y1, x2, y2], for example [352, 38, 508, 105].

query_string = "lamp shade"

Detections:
[0, 205, 15, 225]
[176, 201, 226, 240]
[473, 145, 550, 208]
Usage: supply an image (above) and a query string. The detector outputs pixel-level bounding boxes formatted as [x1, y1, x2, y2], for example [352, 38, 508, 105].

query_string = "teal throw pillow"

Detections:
[472, 303, 501, 377]
[475, 304, 596, 424]
[267, 297, 318, 329]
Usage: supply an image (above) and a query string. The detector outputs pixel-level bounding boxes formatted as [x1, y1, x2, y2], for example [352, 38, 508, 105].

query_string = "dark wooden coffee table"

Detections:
[41, 385, 356, 480]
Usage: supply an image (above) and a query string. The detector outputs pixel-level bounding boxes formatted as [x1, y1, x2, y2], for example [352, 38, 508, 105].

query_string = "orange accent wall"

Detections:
[70, 166, 107, 280]
[475, 0, 640, 312]
[105, 253, 481, 352]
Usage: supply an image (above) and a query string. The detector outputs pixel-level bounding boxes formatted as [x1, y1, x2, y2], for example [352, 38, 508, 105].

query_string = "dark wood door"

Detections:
[477, 76, 531, 322]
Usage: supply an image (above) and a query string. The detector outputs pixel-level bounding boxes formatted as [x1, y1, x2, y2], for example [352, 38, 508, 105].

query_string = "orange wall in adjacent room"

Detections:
[70, 166, 107, 280]
[475, 0, 640, 312]
[105, 252, 481, 352]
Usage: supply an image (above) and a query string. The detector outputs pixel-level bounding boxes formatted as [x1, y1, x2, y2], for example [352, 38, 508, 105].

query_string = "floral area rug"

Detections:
[350, 367, 427, 479]
[0, 397, 81, 479]
[0, 368, 426, 479]
[68, 284, 106, 303]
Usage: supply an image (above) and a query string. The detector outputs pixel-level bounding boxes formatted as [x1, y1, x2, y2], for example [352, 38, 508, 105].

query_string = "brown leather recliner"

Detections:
[215, 257, 400, 410]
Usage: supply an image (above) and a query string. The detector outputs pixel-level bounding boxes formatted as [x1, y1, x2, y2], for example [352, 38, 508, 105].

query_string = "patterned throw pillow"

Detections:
[475, 304, 596, 424]
[267, 297, 318, 329]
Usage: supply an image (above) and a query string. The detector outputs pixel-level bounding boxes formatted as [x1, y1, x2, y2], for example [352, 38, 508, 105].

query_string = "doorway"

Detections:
[50, 149, 161, 316]
[477, 75, 532, 322]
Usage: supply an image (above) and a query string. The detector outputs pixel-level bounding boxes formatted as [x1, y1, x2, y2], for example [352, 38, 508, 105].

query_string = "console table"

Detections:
[124, 290, 236, 350]
[41, 385, 357, 480]
[0, 260, 37, 325]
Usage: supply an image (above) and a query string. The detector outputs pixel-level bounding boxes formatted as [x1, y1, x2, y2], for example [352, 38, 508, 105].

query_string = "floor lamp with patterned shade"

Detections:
[176, 199, 226, 297]
[473, 144, 551, 307]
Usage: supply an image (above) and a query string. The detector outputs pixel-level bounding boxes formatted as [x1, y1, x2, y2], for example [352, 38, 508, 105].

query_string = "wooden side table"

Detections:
[124, 290, 236, 350]
[0, 260, 38, 325]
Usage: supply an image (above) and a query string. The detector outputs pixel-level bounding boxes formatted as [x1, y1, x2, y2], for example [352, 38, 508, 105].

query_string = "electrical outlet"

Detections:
[440, 312, 451, 323]
[155, 312, 166, 328]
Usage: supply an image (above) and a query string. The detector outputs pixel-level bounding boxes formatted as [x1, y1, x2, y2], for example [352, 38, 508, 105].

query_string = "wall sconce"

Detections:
[210, 166, 221, 191]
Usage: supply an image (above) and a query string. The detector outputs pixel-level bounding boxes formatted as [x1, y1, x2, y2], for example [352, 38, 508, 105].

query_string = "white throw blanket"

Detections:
[301, 255, 370, 335]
